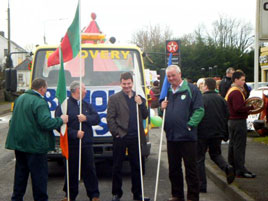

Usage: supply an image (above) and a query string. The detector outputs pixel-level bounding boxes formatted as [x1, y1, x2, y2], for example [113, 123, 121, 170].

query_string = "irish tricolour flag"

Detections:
[56, 47, 69, 159]
[51, 1, 81, 159]
[47, 2, 80, 67]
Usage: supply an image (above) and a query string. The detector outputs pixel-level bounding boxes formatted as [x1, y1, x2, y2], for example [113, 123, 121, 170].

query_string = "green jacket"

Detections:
[5, 89, 63, 153]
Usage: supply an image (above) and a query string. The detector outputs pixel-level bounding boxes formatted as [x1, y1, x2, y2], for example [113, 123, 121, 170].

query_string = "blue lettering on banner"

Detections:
[97, 113, 108, 135]
[92, 90, 107, 112]
[44, 88, 116, 136]
[45, 89, 57, 111]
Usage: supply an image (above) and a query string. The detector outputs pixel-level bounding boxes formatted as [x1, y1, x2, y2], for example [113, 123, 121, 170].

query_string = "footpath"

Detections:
[1, 102, 268, 201]
[206, 135, 268, 201]
[0, 102, 11, 116]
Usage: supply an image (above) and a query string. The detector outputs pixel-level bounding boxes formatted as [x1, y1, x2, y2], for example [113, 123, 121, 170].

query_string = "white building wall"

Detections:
[0, 35, 27, 69]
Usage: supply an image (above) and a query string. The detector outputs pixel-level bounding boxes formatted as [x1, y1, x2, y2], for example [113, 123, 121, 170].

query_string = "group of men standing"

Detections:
[4, 63, 256, 201]
[159, 65, 257, 201]
[5, 74, 149, 201]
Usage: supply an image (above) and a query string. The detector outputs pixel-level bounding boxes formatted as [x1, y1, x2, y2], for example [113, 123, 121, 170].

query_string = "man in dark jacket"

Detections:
[5, 78, 68, 201]
[161, 65, 204, 201]
[107, 72, 149, 201]
[56, 81, 100, 201]
[197, 78, 235, 193]
[219, 67, 235, 97]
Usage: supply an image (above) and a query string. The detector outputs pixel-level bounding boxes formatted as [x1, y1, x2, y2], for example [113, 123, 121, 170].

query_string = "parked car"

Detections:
[247, 86, 268, 131]
[247, 82, 268, 90]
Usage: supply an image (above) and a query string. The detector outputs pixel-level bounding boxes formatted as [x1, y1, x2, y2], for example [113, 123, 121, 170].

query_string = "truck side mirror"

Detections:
[5, 68, 17, 92]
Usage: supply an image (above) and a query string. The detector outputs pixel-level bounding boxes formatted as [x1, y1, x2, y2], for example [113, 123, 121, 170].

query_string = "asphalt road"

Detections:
[0, 113, 231, 201]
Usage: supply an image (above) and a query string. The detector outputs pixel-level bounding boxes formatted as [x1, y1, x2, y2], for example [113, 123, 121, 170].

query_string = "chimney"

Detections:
[0, 31, 4, 37]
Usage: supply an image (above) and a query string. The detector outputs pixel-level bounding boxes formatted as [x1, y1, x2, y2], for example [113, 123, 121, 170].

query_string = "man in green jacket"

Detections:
[5, 78, 68, 201]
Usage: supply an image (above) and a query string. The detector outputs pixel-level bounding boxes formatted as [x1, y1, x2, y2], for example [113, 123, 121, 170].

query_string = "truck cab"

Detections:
[30, 40, 151, 165]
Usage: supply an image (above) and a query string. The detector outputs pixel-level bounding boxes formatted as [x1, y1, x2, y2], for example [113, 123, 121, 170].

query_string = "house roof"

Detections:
[0, 34, 26, 51]
[15, 57, 32, 70]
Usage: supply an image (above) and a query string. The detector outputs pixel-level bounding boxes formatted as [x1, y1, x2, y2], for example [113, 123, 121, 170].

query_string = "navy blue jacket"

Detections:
[164, 80, 204, 142]
[55, 96, 100, 148]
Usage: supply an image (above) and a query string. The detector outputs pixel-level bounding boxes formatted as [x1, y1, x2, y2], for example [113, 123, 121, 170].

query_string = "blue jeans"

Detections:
[12, 150, 48, 201]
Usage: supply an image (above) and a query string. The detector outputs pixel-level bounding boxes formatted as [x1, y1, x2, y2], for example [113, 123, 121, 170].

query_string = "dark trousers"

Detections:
[63, 146, 99, 200]
[167, 141, 199, 201]
[197, 138, 228, 190]
[112, 137, 142, 199]
[228, 119, 247, 175]
[11, 150, 48, 201]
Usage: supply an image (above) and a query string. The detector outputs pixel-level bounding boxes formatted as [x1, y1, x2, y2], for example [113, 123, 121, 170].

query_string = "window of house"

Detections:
[18, 74, 23, 83]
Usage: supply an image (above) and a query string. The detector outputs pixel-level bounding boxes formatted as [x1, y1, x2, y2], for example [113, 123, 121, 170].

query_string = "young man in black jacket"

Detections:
[197, 78, 235, 193]
[107, 72, 149, 201]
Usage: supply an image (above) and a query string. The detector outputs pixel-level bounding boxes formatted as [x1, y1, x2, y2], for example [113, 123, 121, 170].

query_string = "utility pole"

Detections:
[7, 0, 11, 55]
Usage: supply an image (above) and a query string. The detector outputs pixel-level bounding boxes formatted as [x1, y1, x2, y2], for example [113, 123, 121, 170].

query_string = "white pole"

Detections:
[78, 0, 82, 181]
[59, 45, 70, 201]
[66, 159, 70, 201]
[153, 97, 167, 201]
[136, 103, 145, 201]
[134, 67, 145, 201]
[254, 0, 260, 88]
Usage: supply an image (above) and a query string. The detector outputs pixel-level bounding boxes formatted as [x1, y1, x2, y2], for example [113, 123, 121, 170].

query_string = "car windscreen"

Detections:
[32, 48, 144, 87]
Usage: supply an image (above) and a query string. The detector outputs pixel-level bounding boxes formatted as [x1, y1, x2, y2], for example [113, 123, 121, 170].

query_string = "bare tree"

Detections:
[209, 15, 253, 52]
[131, 24, 173, 51]
[24, 43, 35, 53]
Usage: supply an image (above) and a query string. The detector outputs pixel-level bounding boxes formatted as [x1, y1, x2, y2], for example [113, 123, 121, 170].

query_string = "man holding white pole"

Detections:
[161, 65, 204, 201]
[107, 72, 149, 201]
[56, 81, 100, 201]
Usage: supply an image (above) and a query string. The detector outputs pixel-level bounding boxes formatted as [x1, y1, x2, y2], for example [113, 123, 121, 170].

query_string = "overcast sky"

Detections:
[0, 0, 256, 49]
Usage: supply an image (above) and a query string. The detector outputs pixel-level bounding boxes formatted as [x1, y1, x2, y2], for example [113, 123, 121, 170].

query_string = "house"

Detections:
[15, 57, 32, 91]
[0, 31, 27, 71]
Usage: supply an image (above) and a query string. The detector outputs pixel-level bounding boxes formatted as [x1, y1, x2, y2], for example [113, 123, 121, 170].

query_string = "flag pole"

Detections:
[59, 46, 70, 201]
[135, 74, 145, 201]
[66, 159, 70, 201]
[153, 97, 167, 201]
[154, 53, 172, 201]
[78, 0, 82, 181]
[136, 103, 145, 201]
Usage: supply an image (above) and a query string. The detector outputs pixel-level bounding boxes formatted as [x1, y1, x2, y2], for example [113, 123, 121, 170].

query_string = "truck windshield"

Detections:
[32, 48, 144, 87]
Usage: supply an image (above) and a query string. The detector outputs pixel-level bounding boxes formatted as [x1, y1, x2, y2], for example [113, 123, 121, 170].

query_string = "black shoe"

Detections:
[225, 165, 235, 184]
[133, 196, 150, 201]
[237, 172, 256, 178]
[246, 171, 256, 178]
[112, 195, 120, 201]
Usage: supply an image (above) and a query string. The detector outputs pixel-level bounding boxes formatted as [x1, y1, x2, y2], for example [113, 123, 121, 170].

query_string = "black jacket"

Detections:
[219, 76, 232, 98]
[55, 96, 100, 148]
[198, 91, 229, 140]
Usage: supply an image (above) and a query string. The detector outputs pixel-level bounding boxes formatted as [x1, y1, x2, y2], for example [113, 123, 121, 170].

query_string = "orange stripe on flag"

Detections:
[60, 126, 69, 159]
